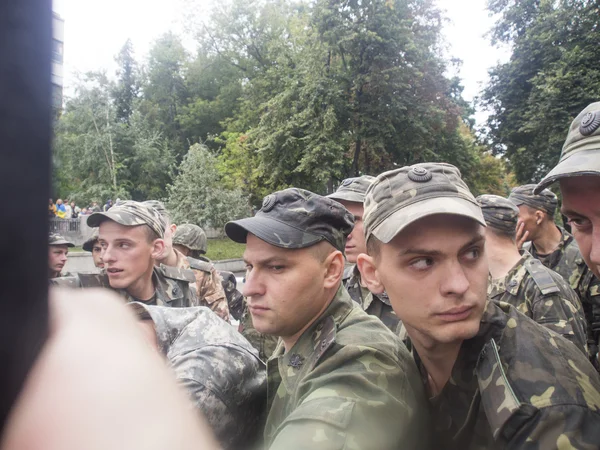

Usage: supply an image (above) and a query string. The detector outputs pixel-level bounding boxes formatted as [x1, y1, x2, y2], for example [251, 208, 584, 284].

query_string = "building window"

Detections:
[52, 83, 63, 110]
[52, 39, 63, 64]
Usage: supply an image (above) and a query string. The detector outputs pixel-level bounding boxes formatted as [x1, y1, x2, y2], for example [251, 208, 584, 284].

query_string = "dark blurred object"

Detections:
[220, 271, 244, 321]
[0, 0, 52, 436]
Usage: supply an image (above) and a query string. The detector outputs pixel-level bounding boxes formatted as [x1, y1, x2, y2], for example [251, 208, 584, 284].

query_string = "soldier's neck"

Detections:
[126, 269, 156, 301]
[532, 223, 562, 256]
[486, 238, 522, 279]
[156, 249, 179, 268]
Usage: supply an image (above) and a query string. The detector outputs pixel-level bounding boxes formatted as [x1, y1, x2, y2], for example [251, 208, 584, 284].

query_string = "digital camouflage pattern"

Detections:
[508, 184, 558, 217]
[476, 194, 519, 235]
[49, 265, 198, 307]
[326, 175, 376, 203]
[226, 188, 354, 253]
[129, 303, 267, 450]
[343, 265, 401, 333]
[172, 223, 208, 254]
[526, 226, 600, 366]
[265, 286, 430, 450]
[536, 101, 600, 193]
[239, 302, 279, 362]
[487, 250, 588, 354]
[408, 300, 600, 449]
[170, 248, 230, 322]
[87, 200, 166, 238]
[363, 163, 486, 244]
[48, 232, 75, 247]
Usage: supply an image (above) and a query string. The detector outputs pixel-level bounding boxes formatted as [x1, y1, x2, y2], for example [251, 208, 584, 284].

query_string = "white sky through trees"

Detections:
[52, 0, 509, 125]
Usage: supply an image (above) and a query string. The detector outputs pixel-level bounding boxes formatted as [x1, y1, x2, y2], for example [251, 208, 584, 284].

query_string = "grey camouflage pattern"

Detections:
[82, 228, 100, 252]
[129, 303, 267, 449]
[265, 286, 430, 450]
[48, 232, 74, 247]
[141, 200, 172, 223]
[488, 250, 588, 354]
[508, 184, 558, 217]
[239, 302, 280, 362]
[476, 194, 519, 234]
[173, 223, 208, 254]
[226, 188, 354, 252]
[327, 175, 376, 203]
[87, 200, 166, 238]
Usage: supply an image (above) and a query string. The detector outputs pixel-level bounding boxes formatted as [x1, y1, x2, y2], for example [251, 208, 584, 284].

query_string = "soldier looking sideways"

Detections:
[48, 232, 74, 278]
[357, 162, 600, 449]
[225, 188, 429, 450]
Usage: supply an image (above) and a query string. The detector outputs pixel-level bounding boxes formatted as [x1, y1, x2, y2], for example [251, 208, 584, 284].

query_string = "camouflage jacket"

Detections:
[265, 285, 430, 450]
[526, 227, 600, 360]
[239, 302, 280, 362]
[130, 304, 266, 449]
[171, 249, 230, 322]
[50, 265, 198, 307]
[488, 250, 588, 354]
[343, 265, 402, 333]
[410, 301, 600, 449]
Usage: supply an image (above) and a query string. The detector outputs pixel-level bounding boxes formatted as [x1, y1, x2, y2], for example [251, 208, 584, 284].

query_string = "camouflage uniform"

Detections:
[48, 232, 74, 278]
[363, 163, 600, 449]
[129, 303, 267, 449]
[238, 303, 280, 362]
[226, 188, 430, 449]
[343, 265, 401, 333]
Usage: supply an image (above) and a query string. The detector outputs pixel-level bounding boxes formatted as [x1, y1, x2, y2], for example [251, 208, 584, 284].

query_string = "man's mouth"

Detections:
[106, 268, 124, 275]
[436, 305, 474, 322]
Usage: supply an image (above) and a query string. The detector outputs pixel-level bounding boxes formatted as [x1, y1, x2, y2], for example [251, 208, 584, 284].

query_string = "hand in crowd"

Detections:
[515, 219, 529, 249]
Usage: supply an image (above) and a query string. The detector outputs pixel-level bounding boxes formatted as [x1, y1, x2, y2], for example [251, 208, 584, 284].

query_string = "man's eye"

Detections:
[119, 243, 129, 249]
[568, 217, 591, 230]
[268, 265, 285, 272]
[464, 247, 481, 261]
[410, 258, 433, 271]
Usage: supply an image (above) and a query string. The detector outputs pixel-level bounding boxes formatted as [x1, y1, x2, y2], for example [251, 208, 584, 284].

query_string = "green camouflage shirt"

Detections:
[343, 265, 402, 333]
[488, 250, 588, 354]
[265, 285, 430, 450]
[49, 265, 198, 307]
[410, 301, 600, 449]
[526, 226, 600, 359]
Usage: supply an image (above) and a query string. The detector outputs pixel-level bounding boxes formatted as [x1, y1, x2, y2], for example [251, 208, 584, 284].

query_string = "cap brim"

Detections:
[225, 216, 324, 249]
[326, 192, 365, 204]
[50, 240, 74, 247]
[535, 149, 600, 193]
[82, 240, 95, 252]
[371, 197, 486, 244]
[87, 210, 143, 228]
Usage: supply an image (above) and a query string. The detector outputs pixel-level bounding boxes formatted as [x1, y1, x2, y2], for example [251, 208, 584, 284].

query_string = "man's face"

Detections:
[338, 200, 366, 264]
[561, 176, 600, 278]
[91, 242, 104, 269]
[98, 221, 157, 291]
[366, 215, 488, 348]
[48, 245, 69, 274]
[516, 204, 540, 240]
[243, 234, 332, 340]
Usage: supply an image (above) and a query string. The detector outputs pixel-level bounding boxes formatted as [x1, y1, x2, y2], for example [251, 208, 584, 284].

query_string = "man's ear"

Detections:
[357, 253, 385, 294]
[170, 223, 177, 234]
[535, 210, 545, 225]
[151, 239, 166, 260]
[323, 250, 345, 289]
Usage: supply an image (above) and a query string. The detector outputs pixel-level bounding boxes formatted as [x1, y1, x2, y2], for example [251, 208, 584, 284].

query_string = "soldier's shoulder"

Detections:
[186, 256, 213, 273]
[522, 257, 561, 296]
[158, 264, 196, 283]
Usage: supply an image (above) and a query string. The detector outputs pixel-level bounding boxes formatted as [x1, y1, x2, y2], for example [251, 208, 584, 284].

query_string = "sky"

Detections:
[52, 0, 510, 125]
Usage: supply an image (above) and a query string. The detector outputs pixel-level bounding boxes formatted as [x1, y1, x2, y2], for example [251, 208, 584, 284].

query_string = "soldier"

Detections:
[509, 184, 600, 364]
[357, 163, 600, 448]
[327, 175, 401, 332]
[535, 101, 600, 368]
[48, 232, 74, 278]
[225, 188, 429, 449]
[142, 202, 230, 322]
[477, 194, 587, 354]
[51, 201, 198, 307]
[129, 303, 266, 449]
[82, 229, 104, 269]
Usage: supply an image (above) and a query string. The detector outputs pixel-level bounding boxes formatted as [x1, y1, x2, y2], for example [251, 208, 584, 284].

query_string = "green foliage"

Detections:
[113, 39, 139, 123]
[204, 238, 246, 261]
[482, 0, 600, 183]
[167, 144, 251, 231]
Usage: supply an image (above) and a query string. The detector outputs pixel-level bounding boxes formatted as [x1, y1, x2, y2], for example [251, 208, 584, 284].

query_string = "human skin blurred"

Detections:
[1, 288, 220, 450]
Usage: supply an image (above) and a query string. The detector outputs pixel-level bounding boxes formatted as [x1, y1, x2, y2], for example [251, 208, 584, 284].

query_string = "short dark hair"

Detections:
[309, 241, 336, 262]
[366, 236, 381, 259]
[142, 225, 160, 244]
[488, 226, 516, 242]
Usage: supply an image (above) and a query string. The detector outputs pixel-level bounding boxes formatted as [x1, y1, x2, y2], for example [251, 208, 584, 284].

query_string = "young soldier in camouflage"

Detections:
[327, 176, 401, 332]
[226, 188, 429, 450]
[535, 101, 600, 369]
[82, 228, 104, 269]
[48, 232, 74, 278]
[129, 303, 266, 449]
[142, 202, 230, 322]
[51, 201, 198, 307]
[358, 163, 600, 449]
[477, 194, 588, 354]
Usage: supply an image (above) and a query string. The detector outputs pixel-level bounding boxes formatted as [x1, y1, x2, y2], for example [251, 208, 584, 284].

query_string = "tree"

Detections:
[167, 144, 251, 231]
[113, 39, 139, 124]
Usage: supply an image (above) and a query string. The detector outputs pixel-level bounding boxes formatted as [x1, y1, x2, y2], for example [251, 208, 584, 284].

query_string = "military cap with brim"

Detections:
[49, 232, 74, 247]
[82, 229, 100, 252]
[508, 184, 557, 216]
[476, 194, 519, 234]
[363, 163, 486, 244]
[225, 188, 354, 252]
[535, 101, 600, 193]
[327, 175, 376, 204]
[87, 200, 166, 238]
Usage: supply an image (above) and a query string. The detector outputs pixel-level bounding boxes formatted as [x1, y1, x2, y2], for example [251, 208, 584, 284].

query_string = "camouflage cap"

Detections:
[87, 200, 166, 238]
[508, 184, 557, 217]
[536, 101, 600, 193]
[82, 228, 100, 252]
[476, 195, 519, 234]
[48, 232, 74, 247]
[142, 200, 172, 223]
[225, 188, 354, 252]
[172, 223, 207, 254]
[363, 163, 486, 244]
[327, 175, 376, 204]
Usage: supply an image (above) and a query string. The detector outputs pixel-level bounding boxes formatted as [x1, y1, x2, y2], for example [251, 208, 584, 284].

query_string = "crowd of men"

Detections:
[43, 102, 600, 449]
